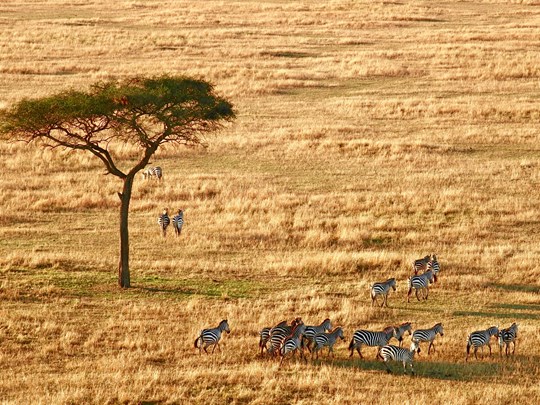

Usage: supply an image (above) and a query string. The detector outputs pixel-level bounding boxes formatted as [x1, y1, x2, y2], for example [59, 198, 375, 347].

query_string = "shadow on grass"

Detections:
[132, 276, 264, 299]
[491, 303, 540, 312]
[485, 282, 540, 294]
[452, 310, 540, 320]
[324, 357, 504, 381]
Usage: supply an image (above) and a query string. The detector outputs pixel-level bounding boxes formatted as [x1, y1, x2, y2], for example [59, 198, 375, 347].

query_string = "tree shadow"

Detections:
[485, 282, 540, 294]
[452, 310, 539, 320]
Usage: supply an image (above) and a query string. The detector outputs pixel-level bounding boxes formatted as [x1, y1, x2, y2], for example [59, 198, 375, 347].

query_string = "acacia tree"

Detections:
[0, 76, 235, 288]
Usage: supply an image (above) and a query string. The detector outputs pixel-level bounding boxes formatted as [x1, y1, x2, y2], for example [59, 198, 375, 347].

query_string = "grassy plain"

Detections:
[1, 0, 540, 403]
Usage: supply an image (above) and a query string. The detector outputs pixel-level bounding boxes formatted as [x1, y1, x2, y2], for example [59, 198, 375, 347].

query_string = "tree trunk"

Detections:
[118, 175, 134, 288]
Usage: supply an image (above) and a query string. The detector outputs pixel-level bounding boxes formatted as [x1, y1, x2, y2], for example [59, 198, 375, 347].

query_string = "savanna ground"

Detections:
[1, 0, 540, 403]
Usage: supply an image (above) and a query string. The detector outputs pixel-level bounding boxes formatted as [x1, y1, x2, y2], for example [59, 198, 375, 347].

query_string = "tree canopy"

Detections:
[0, 75, 235, 288]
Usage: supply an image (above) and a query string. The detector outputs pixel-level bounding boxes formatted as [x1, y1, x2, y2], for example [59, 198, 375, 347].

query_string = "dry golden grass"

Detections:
[1, 0, 540, 403]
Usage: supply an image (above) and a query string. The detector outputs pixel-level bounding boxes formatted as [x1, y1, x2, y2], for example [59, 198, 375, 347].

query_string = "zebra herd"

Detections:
[194, 318, 519, 374]
[370, 254, 440, 307]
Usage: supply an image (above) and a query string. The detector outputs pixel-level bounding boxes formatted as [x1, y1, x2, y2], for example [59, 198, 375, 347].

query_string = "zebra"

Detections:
[393, 322, 413, 347]
[465, 326, 499, 361]
[412, 255, 431, 274]
[407, 269, 435, 302]
[279, 324, 307, 367]
[380, 341, 420, 375]
[157, 208, 170, 237]
[267, 317, 302, 356]
[194, 319, 230, 355]
[411, 323, 444, 355]
[142, 166, 163, 181]
[312, 327, 345, 360]
[499, 322, 518, 357]
[259, 320, 287, 355]
[370, 278, 397, 307]
[427, 255, 440, 278]
[348, 326, 396, 359]
[302, 318, 332, 352]
[172, 209, 184, 237]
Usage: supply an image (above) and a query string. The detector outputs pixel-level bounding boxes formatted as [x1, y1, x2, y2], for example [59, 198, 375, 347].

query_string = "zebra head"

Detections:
[321, 318, 332, 332]
[435, 323, 444, 337]
[488, 326, 499, 337]
[335, 327, 345, 340]
[389, 278, 397, 291]
[409, 340, 420, 354]
[219, 319, 230, 334]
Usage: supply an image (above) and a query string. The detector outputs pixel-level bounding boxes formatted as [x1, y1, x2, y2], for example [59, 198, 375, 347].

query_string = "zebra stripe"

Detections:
[312, 327, 345, 360]
[142, 166, 163, 180]
[466, 326, 499, 361]
[279, 324, 307, 367]
[259, 320, 287, 355]
[348, 326, 395, 359]
[412, 323, 444, 355]
[380, 341, 420, 375]
[370, 278, 397, 307]
[427, 255, 440, 278]
[172, 209, 184, 237]
[157, 208, 170, 237]
[393, 322, 413, 347]
[194, 319, 230, 355]
[412, 255, 431, 274]
[267, 318, 302, 356]
[407, 269, 435, 302]
[499, 323, 518, 356]
[302, 318, 332, 352]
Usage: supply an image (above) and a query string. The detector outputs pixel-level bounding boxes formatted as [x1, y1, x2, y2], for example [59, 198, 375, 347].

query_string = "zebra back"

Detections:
[409, 269, 434, 288]
[303, 318, 332, 340]
[499, 323, 518, 344]
[412, 255, 431, 274]
[157, 208, 170, 236]
[172, 210, 184, 235]
[351, 327, 395, 348]
[371, 278, 396, 296]
[468, 326, 499, 347]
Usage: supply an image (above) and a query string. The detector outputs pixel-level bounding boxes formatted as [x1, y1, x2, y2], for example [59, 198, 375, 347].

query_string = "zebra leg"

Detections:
[466, 342, 471, 362]
[415, 289, 421, 301]
[407, 288, 412, 303]
[382, 294, 387, 308]
[357, 347, 364, 359]
[424, 287, 429, 300]
[488, 343, 492, 357]
[384, 359, 392, 374]
[428, 342, 433, 354]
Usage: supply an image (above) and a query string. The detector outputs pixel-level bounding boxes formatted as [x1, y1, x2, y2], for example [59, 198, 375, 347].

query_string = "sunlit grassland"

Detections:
[1, 0, 540, 403]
